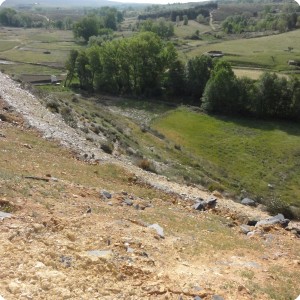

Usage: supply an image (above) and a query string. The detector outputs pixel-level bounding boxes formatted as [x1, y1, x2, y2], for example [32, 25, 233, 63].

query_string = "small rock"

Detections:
[7, 282, 21, 294]
[194, 197, 217, 211]
[212, 295, 224, 300]
[100, 190, 112, 199]
[60, 255, 72, 268]
[247, 230, 263, 238]
[194, 296, 202, 300]
[127, 247, 134, 253]
[241, 198, 256, 207]
[194, 202, 205, 211]
[41, 279, 51, 291]
[32, 223, 44, 233]
[240, 224, 252, 234]
[206, 197, 217, 208]
[148, 224, 164, 238]
[35, 261, 46, 269]
[66, 232, 76, 242]
[0, 295, 5, 300]
[86, 207, 92, 214]
[124, 199, 133, 206]
[23, 143, 33, 149]
[0, 211, 12, 220]
[86, 250, 113, 259]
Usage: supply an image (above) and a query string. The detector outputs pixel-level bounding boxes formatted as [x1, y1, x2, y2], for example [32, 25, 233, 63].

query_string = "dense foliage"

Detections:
[0, 7, 74, 29]
[0, 8, 46, 28]
[202, 61, 300, 121]
[222, 3, 300, 34]
[65, 32, 213, 100]
[138, 3, 216, 22]
[137, 18, 174, 39]
[73, 7, 123, 43]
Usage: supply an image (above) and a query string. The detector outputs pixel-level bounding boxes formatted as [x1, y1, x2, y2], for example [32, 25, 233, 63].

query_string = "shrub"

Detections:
[46, 99, 60, 113]
[137, 159, 156, 173]
[101, 142, 114, 154]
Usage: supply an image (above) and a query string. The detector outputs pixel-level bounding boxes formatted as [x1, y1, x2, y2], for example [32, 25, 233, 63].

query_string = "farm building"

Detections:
[18, 74, 66, 85]
[205, 51, 224, 58]
[288, 60, 300, 67]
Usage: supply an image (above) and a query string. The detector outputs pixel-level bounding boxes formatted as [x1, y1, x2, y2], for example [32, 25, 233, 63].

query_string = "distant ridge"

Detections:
[0, 0, 137, 8]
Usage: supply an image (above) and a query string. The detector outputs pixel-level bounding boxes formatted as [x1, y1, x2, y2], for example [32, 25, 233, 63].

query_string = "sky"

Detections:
[110, 0, 206, 3]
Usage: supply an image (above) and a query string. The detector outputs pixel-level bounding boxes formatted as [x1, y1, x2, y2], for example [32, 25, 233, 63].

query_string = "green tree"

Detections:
[183, 15, 188, 26]
[73, 16, 99, 43]
[103, 11, 117, 30]
[164, 60, 186, 97]
[87, 46, 102, 87]
[186, 55, 212, 100]
[139, 18, 174, 39]
[76, 51, 93, 90]
[65, 49, 79, 87]
[0, 8, 17, 26]
[201, 61, 241, 114]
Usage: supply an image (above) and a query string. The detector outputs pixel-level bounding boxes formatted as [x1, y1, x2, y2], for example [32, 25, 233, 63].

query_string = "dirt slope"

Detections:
[0, 72, 300, 300]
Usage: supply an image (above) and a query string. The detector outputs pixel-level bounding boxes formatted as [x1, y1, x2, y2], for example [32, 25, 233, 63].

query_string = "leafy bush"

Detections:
[101, 142, 114, 154]
[137, 159, 156, 173]
[46, 99, 60, 113]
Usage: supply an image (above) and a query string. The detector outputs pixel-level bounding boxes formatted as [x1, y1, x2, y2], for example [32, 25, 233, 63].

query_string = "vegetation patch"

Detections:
[152, 107, 300, 213]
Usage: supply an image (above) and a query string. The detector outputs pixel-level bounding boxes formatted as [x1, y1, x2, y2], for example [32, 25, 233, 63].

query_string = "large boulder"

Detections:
[255, 214, 290, 228]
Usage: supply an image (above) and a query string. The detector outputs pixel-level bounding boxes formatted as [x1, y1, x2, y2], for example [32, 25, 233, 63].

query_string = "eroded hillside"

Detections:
[0, 73, 300, 300]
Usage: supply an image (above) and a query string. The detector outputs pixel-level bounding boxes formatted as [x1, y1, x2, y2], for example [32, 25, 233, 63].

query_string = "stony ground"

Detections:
[0, 72, 300, 300]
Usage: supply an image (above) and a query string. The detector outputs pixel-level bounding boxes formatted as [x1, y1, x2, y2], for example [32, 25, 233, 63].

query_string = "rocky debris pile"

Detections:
[0, 73, 109, 162]
[99, 189, 153, 211]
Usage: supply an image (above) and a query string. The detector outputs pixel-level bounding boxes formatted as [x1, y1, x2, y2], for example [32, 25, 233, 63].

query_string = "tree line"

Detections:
[72, 8, 123, 43]
[202, 61, 300, 121]
[137, 3, 216, 22]
[0, 8, 47, 28]
[222, 5, 300, 34]
[65, 32, 300, 122]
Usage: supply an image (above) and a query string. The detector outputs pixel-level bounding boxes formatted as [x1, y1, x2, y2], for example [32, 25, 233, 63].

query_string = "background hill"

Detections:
[0, 0, 140, 8]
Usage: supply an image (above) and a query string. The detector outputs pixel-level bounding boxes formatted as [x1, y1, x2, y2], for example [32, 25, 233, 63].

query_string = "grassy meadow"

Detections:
[0, 27, 80, 75]
[186, 29, 300, 72]
[152, 108, 300, 211]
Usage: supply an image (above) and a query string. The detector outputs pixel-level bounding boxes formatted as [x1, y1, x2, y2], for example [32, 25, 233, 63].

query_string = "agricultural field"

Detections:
[0, 27, 80, 76]
[187, 29, 300, 72]
[174, 20, 211, 38]
[152, 107, 300, 215]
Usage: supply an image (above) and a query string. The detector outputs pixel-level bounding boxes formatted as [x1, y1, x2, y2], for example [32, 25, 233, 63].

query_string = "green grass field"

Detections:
[152, 107, 300, 210]
[0, 27, 80, 75]
[174, 20, 211, 38]
[187, 29, 300, 71]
